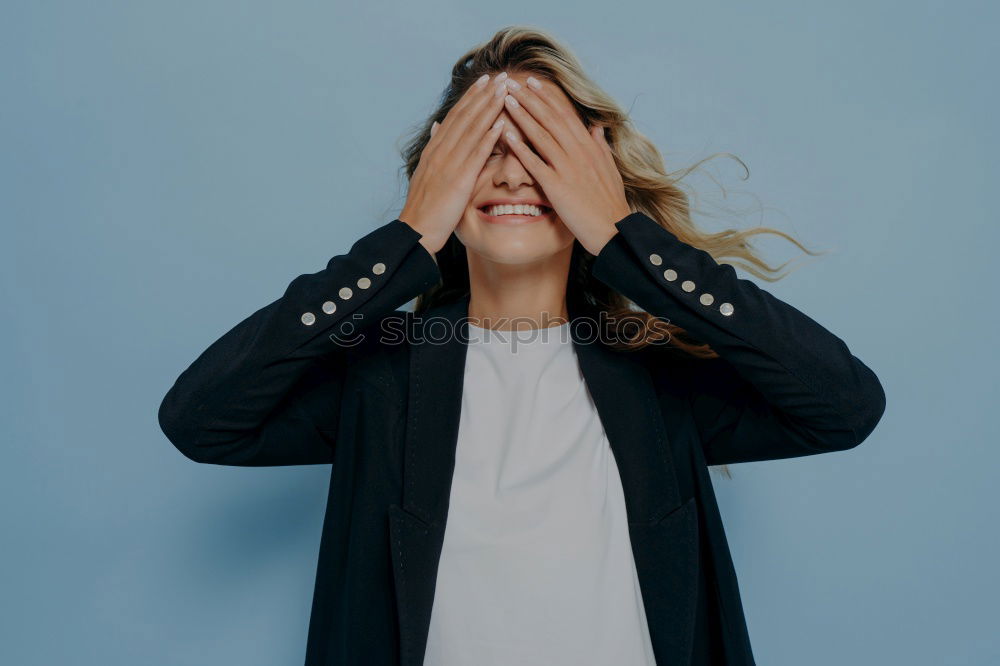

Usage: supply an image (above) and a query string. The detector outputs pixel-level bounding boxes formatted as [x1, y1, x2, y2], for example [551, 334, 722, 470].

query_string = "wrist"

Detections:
[417, 235, 440, 265]
[588, 226, 620, 257]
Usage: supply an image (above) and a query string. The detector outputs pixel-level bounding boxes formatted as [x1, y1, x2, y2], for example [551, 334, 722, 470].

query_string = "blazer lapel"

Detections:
[566, 301, 701, 665]
[389, 293, 699, 666]
[388, 295, 470, 666]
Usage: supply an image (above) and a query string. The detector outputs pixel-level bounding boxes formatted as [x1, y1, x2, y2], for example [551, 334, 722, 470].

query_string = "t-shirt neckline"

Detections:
[466, 321, 572, 346]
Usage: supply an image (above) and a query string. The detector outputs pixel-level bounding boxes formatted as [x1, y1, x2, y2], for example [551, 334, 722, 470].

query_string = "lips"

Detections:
[476, 202, 552, 213]
[476, 206, 554, 224]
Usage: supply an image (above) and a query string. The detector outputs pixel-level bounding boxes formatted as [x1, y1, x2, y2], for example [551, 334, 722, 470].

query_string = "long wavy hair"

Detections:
[392, 26, 826, 479]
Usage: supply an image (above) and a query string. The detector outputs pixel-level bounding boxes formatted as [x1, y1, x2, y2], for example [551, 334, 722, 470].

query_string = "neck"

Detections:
[465, 245, 572, 332]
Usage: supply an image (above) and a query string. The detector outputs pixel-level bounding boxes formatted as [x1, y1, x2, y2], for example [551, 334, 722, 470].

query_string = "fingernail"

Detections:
[475, 73, 489, 88]
[497, 71, 509, 81]
[504, 130, 517, 142]
[492, 118, 505, 130]
[504, 94, 519, 108]
[505, 79, 521, 91]
[494, 82, 508, 98]
[526, 76, 542, 90]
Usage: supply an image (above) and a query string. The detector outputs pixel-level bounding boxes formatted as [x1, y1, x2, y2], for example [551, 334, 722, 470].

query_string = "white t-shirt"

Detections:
[422, 322, 658, 666]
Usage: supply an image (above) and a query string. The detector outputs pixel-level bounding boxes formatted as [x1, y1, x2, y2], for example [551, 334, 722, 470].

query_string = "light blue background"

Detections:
[3, 2, 996, 664]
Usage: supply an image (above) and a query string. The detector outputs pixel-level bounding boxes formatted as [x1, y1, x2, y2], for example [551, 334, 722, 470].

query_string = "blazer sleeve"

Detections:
[157, 219, 442, 466]
[589, 211, 886, 466]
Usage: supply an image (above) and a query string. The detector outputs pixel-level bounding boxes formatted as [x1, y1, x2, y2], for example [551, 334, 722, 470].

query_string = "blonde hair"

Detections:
[396, 25, 826, 479]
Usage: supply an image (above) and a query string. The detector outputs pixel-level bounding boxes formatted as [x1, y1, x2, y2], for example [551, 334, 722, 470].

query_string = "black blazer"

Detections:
[157, 212, 886, 666]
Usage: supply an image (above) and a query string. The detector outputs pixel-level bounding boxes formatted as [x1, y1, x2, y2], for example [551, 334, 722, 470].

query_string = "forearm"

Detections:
[157, 218, 442, 464]
[591, 212, 886, 453]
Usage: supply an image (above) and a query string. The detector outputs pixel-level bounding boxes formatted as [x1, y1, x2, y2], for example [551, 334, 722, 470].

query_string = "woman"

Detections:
[158, 26, 886, 666]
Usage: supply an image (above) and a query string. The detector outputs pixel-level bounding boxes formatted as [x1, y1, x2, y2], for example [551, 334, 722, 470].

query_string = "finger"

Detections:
[427, 74, 491, 150]
[467, 82, 510, 145]
[438, 74, 503, 137]
[448, 81, 507, 163]
[509, 77, 597, 157]
[436, 77, 508, 158]
[449, 73, 494, 118]
[467, 117, 507, 173]
[502, 92, 567, 169]
[593, 124, 612, 156]
[431, 121, 438, 138]
[591, 125, 621, 177]
[502, 128, 554, 187]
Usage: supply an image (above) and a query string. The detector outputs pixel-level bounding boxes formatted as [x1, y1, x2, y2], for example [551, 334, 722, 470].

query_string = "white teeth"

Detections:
[483, 203, 547, 217]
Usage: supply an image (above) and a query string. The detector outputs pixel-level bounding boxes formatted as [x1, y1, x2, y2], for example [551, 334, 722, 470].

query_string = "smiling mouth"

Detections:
[476, 205, 554, 223]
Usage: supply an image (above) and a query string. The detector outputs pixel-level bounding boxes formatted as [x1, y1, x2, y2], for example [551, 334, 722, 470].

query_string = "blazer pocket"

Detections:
[628, 495, 698, 529]
[626, 496, 701, 664]
[388, 502, 434, 534]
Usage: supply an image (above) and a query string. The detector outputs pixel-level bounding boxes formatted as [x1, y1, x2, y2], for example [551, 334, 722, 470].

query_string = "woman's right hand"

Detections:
[399, 72, 510, 256]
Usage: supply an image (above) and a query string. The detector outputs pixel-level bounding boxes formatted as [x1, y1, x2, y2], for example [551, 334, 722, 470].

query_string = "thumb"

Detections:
[592, 124, 612, 154]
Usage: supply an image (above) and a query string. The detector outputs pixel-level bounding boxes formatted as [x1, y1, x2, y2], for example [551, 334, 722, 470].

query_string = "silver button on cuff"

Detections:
[301, 312, 316, 326]
[339, 287, 353, 300]
[372, 262, 386, 275]
[655, 259, 729, 312]
[357, 277, 372, 289]
[322, 301, 336, 315]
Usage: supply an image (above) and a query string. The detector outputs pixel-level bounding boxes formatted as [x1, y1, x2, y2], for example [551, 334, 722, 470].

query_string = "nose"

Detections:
[495, 155, 533, 190]
[493, 116, 534, 186]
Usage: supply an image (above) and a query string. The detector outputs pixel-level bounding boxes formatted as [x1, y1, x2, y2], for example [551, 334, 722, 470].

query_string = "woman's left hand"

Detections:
[499, 76, 632, 256]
